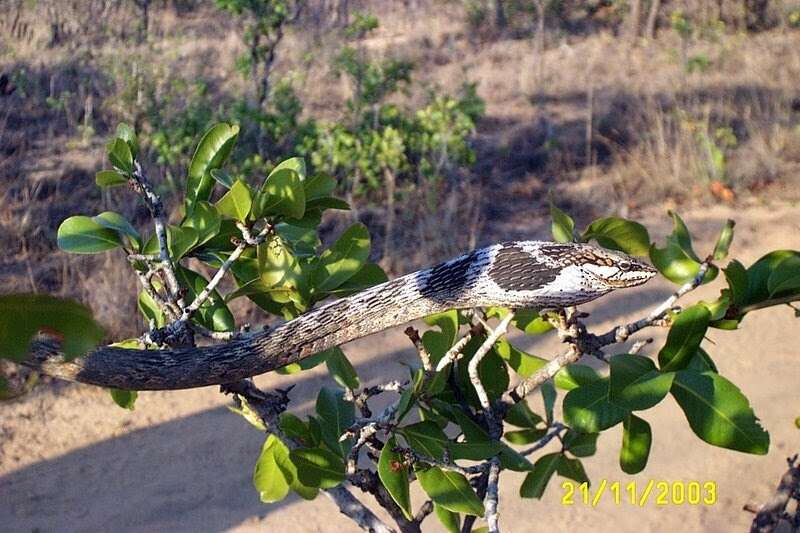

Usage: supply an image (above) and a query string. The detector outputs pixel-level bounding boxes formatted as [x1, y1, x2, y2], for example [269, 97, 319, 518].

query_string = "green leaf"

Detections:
[670, 370, 769, 454]
[494, 338, 547, 379]
[416, 467, 484, 516]
[504, 429, 547, 445]
[186, 123, 240, 213]
[557, 456, 589, 483]
[57, 215, 123, 254]
[175, 267, 235, 332]
[746, 250, 800, 302]
[620, 414, 651, 474]
[448, 409, 532, 471]
[253, 434, 292, 503]
[649, 211, 718, 284]
[142, 225, 200, 261]
[504, 401, 544, 428]
[520, 452, 561, 498]
[424, 309, 460, 346]
[767, 254, 800, 297]
[182, 201, 221, 247]
[210, 168, 234, 188]
[0, 294, 104, 361]
[563, 379, 628, 433]
[610, 354, 675, 411]
[115, 122, 138, 157]
[686, 347, 719, 373]
[107, 138, 133, 174]
[658, 305, 710, 372]
[304, 173, 336, 200]
[137, 289, 165, 328]
[724, 260, 749, 308]
[554, 364, 603, 391]
[316, 387, 355, 458]
[712, 219, 735, 260]
[273, 156, 307, 180]
[290, 447, 346, 489]
[448, 440, 507, 461]
[109, 389, 137, 410]
[542, 382, 556, 423]
[550, 203, 575, 243]
[399, 421, 449, 459]
[324, 263, 388, 297]
[582, 217, 651, 256]
[95, 170, 127, 188]
[325, 347, 360, 390]
[92, 211, 141, 251]
[378, 436, 413, 520]
[279, 413, 315, 447]
[434, 504, 461, 533]
[215, 179, 252, 222]
[562, 430, 598, 458]
[254, 167, 305, 220]
[313, 223, 371, 293]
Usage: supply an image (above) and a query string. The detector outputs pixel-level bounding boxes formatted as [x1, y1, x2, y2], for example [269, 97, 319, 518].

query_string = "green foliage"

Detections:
[0, 295, 105, 362]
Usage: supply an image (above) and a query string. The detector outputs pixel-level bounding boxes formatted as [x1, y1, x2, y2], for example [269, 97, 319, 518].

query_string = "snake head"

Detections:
[549, 244, 658, 291]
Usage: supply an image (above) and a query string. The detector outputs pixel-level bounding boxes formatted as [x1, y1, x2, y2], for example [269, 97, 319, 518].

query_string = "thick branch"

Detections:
[745, 455, 800, 533]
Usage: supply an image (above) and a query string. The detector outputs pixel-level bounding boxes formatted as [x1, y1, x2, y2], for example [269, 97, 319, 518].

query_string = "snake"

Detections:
[22, 241, 657, 391]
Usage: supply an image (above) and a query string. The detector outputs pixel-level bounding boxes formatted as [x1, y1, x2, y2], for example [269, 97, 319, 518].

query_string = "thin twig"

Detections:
[520, 423, 566, 456]
[485, 458, 501, 533]
[468, 311, 515, 414]
[404, 326, 432, 371]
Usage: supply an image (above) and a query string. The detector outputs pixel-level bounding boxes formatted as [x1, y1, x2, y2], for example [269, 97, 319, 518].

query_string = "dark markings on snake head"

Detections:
[420, 251, 479, 298]
[489, 245, 561, 292]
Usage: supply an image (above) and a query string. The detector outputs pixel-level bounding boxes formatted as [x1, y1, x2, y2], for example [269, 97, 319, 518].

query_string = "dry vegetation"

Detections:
[2, 0, 800, 340]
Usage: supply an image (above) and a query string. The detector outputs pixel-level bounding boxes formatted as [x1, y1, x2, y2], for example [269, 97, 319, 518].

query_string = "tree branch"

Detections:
[745, 454, 800, 533]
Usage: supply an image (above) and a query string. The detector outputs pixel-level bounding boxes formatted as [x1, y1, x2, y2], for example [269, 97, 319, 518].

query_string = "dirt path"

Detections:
[2, 204, 799, 532]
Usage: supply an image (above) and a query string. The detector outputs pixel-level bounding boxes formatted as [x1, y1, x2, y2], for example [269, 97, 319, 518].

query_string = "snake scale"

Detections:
[22, 241, 657, 391]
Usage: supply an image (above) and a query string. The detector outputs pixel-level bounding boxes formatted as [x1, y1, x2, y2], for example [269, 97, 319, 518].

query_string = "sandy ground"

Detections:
[2, 203, 800, 532]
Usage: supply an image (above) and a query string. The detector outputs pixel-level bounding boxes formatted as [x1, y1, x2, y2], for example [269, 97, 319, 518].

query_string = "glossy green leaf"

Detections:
[563, 379, 628, 433]
[723, 260, 749, 308]
[137, 289, 166, 328]
[649, 211, 718, 284]
[494, 338, 547, 379]
[582, 217, 651, 256]
[658, 305, 710, 372]
[92, 211, 141, 251]
[255, 167, 305, 220]
[767, 254, 800, 297]
[434, 504, 461, 533]
[504, 429, 547, 445]
[107, 138, 133, 173]
[686, 348, 718, 373]
[109, 389, 137, 410]
[746, 250, 800, 302]
[424, 309, 460, 346]
[290, 447, 346, 489]
[562, 430, 598, 458]
[257, 236, 303, 292]
[0, 294, 104, 362]
[520, 452, 561, 499]
[324, 263, 388, 297]
[279, 413, 314, 447]
[273, 156, 307, 181]
[542, 382, 556, 423]
[313, 223, 371, 293]
[115, 122, 138, 157]
[304, 173, 336, 200]
[712, 219, 735, 260]
[210, 168, 234, 188]
[620, 414, 651, 474]
[557, 456, 589, 483]
[448, 409, 532, 471]
[671, 370, 769, 454]
[57, 215, 123, 254]
[448, 440, 506, 461]
[215, 179, 252, 222]
[416, 467, 484, 516]
[504, 401, 544, 428]
[142, 225, 199, 260]
[399, 421, 449, 459]
[175, 267, 235, 332]
[316, 387, 355, 458]
[553, 364, 603, 391]
[325, 347, 360, 390]
[253, 434, 292, 503]
[550, 203, 575, 243]
[95, 170, 127, 188]
[378, 436, 413, 520]
[182, 201, 221, 246]
[610, 354, 675, 411]
[186, 123, 240, 213]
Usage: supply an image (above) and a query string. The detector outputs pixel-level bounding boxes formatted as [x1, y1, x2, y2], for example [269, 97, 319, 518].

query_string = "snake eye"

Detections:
[619, 261, 632, 272]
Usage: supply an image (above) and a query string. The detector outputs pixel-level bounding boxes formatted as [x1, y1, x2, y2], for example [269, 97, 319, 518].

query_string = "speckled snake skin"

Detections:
[23, 241, 657, 391]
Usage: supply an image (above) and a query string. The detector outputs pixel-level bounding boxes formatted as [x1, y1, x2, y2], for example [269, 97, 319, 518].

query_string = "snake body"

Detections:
[24, 241, 656, 390]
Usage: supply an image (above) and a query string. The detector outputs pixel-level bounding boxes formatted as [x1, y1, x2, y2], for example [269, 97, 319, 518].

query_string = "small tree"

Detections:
[4, 124, 800, 532]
